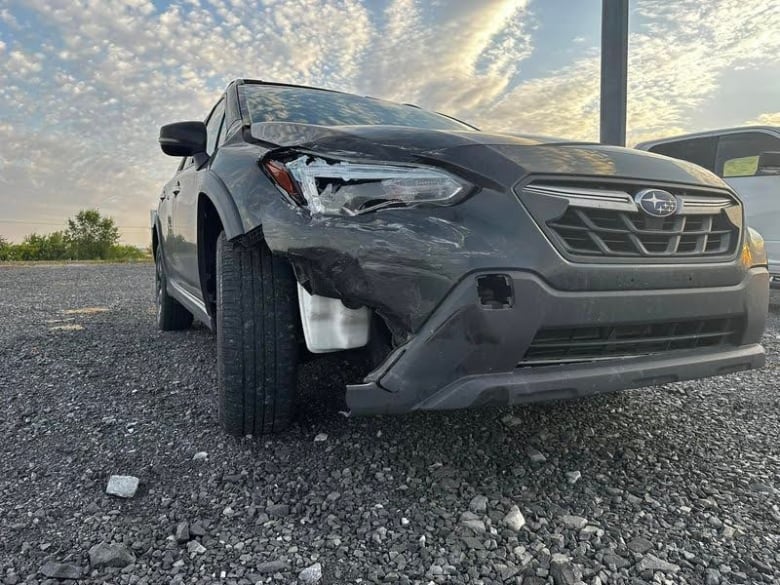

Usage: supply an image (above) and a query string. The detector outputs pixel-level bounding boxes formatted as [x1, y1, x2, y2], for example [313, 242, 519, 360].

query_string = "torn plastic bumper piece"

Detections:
[346, 267, 769, 415]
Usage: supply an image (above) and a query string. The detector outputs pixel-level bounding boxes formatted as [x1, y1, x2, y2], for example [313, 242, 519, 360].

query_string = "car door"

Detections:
[159, 158, 186, 273]
[716, 131, 780, 272]
[171, 98, 226, 296]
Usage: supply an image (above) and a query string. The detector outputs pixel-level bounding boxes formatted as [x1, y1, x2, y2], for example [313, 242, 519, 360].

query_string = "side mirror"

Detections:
[757, 151, 780, 176]
[159, 121, 207, 157]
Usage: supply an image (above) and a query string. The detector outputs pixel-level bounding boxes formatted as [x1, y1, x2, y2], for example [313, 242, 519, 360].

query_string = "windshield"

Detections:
[239, 84, 472, 131]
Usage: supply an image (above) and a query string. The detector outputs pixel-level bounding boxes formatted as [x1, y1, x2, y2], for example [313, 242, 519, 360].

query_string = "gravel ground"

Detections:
[1, 264, 778, 585]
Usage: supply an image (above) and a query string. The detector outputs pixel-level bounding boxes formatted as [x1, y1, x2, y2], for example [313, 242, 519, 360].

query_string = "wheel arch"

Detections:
[197, 184, 244, 323]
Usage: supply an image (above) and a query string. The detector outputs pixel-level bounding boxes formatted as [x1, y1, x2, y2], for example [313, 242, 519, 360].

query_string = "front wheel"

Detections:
[216, 232, 299, 435]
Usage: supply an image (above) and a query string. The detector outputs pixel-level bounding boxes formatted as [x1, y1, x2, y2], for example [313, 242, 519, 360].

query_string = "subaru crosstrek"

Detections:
[152, 79, 769, 435]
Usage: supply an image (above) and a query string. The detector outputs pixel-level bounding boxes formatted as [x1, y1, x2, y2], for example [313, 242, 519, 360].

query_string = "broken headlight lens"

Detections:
[265, 155, 469, 216]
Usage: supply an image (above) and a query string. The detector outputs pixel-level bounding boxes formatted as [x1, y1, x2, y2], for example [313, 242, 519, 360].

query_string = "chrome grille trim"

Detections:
[679, 195, 733, 214]
[524, 184, 735, 215]
[524, 184, 635, 211]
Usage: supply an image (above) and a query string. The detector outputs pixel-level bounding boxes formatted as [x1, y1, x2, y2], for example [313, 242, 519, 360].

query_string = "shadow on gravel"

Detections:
[291, 347, 626, 443]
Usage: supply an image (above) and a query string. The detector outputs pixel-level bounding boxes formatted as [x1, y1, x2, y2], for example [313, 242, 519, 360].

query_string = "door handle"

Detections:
[172, 182, 181, 196]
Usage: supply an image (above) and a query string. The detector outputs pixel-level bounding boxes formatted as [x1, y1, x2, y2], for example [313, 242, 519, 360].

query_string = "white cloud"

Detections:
[747, 112, 780, 126]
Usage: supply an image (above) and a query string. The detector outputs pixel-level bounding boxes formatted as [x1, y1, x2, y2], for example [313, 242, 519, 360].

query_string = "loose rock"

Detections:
[550, 556, 577, 585]
[560, 514, 588, 530]
[602, 550, 630, 569]
[469, 494, 488, 513]
[189, 520, 207, 536]
[256, 559, 290, 574]
[626, 536, 653, 554]
[39, 560, 82, 580]
[105, 475, 139, 498]
[298, 562, 322, 583]
[174, 521, 190, 543]
[267, 503, 290, 518]
[460, 517, 486, 533]
[88, 542, 136, 568]
[496, 562, 519, 581]
[635, 554, 680, 573]
[502, 505, 526, 531]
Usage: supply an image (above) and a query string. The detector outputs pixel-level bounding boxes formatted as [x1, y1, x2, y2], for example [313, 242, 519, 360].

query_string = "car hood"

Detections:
[250, 122, 727, 189]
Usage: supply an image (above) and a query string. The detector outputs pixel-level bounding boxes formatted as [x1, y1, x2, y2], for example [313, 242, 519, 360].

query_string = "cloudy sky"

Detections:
[1, 0, 779, 246]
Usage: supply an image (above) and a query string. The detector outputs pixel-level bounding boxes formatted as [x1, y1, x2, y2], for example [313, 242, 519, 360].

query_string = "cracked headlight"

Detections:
[264, 155, 469, 216]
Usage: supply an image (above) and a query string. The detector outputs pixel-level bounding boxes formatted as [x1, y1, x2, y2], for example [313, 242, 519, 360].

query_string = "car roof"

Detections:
[636, 125, 780, 150]
[231, 78, 374, 98]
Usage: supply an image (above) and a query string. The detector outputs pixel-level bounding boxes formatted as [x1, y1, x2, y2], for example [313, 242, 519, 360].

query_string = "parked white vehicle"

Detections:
[637, 126, 780, 288]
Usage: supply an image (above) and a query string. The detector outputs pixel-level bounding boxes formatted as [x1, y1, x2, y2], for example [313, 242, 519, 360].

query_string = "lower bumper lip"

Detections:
[347, 344, 766, 415]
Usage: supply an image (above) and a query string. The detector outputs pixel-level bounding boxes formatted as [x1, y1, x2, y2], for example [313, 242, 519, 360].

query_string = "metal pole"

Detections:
[600, 0, 629, 146]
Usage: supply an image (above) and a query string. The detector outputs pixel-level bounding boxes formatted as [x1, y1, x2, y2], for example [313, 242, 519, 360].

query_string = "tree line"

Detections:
[0, 210, 148, 262]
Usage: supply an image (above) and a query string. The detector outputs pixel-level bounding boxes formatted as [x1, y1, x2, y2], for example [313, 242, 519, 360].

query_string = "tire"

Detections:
[155, 245, 193, 331]
[216, 232, 299, 435]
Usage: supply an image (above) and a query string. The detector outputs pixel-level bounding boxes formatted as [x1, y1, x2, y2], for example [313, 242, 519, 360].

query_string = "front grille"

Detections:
[520, 317, 742, 365]
[549, 208, 737, 256]
[518, 180, 742, 261]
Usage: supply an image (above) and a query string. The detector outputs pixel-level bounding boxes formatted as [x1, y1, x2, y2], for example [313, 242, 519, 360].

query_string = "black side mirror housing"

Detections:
[159, 121, 207, 157]
[757, 151, 780, 176]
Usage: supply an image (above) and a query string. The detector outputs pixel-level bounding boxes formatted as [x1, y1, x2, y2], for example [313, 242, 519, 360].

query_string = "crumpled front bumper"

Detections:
[346, 267, 769, 414]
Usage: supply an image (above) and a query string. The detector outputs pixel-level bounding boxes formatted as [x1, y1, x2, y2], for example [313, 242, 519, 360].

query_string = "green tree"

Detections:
[45, 231, 70, 260]
[0, 235, 10, 261]
[65, 209, 120, 260]
[11, 232, 69, 261]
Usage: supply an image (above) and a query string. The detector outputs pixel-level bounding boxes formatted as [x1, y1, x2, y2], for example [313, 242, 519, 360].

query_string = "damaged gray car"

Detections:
[153, 79, 769, 435]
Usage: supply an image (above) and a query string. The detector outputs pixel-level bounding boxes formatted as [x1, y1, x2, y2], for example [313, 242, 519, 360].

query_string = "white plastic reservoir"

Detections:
[297, 283, 371, 353]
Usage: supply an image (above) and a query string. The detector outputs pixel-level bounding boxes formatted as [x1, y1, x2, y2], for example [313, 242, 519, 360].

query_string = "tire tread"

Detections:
[217, 233, 298, 435]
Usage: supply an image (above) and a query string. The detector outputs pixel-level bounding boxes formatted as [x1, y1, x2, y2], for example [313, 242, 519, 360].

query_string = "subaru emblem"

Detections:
[635, 189, 679, 218]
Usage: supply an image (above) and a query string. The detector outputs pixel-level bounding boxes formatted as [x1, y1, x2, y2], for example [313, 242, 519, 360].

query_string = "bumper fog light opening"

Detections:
[477, 274, 513, 309]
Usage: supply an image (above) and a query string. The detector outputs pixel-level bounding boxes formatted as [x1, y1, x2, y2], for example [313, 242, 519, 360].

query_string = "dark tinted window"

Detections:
[239, 85, 471, 130]
[649, 136, 718, 171]
[205, 99, 225, 156]
[716, 132, 780, 177]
